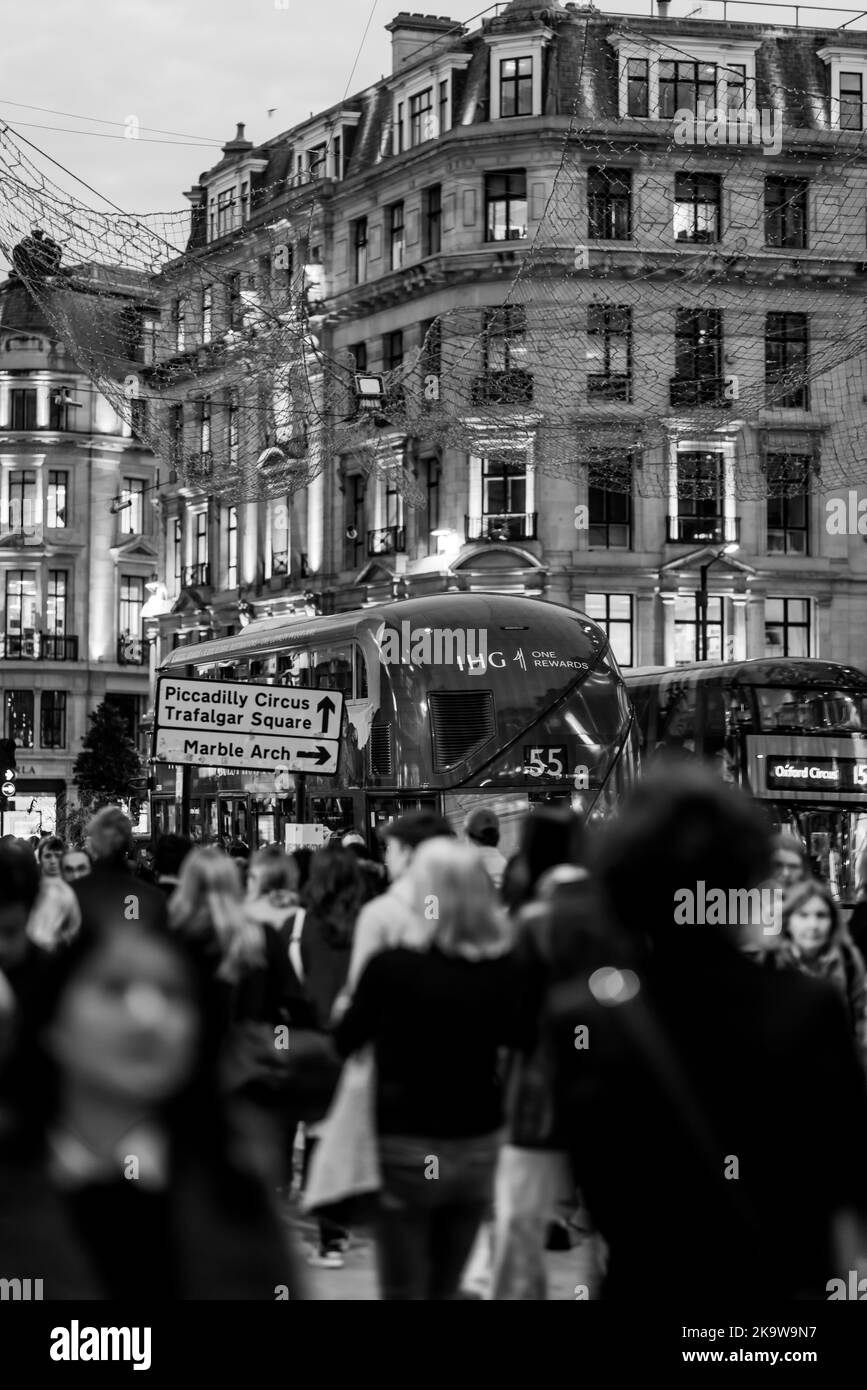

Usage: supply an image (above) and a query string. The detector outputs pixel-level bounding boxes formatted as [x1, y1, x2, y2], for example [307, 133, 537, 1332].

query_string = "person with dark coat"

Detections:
[73, 807, 168, 935]
[0, 914, 302, 1299]
[0, 841, 53, 1015]
[545, 761, 867, 1301]
[152, 834, 192, 898]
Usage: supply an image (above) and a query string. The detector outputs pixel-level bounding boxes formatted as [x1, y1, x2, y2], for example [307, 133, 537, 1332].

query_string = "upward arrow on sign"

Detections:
[317, 695, 337, 735]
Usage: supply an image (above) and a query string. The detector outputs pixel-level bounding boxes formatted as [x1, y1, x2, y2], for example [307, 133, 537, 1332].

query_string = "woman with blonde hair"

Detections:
[775, 877, 867, 1051]
[334, 838, 529, 1300]
[169, 847, 265, 986]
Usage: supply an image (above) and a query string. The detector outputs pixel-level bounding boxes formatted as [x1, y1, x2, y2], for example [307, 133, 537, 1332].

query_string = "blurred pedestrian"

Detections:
[769, 832, 810, 892]
[153, 834, 193, 899]
[74, 808, 168, 936]
[134, 843, 158, 885]
[0, 915, 302, 1298]
[773, 879, 867, 1050]
[0, 840, 52, 1015]
[501, 805, 585, 916]
[463, 806, 508, 891]
[545, 760, 867, 1300]
[245, 845, 300, 938]
[847, 850, 867, 962]
[340, 832, 387, 903]
[28, 835, 81, 952]
[335, 838, 529, 1301]
[344, 812, 455, 996]
[61, 846, 91, 886]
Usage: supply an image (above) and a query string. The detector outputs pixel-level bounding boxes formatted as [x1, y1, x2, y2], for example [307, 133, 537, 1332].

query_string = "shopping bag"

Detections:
[301, 1045, 381, 1227]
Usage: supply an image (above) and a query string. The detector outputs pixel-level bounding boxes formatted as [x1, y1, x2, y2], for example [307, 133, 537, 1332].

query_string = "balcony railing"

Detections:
[0, 632, 79, 660]
[587, 373, 632, 402]
[118, 635, 146, 665]
[466, 512, 538, 542]
[666, 516, 741, 545]
[669, 376, 730, 408]
[182, 563, 211, 589]
[367, 526, 406, 556]
[471, 370, 534, 406]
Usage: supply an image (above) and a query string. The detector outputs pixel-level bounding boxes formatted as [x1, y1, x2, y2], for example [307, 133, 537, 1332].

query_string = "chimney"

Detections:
[385, 13, 464, 73]
[657, 0, 670, 14]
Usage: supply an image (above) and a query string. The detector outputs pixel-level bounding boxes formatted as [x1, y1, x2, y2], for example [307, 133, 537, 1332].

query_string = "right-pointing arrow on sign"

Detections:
[316, 695, 336, 734]
[297, 746, 331, 766]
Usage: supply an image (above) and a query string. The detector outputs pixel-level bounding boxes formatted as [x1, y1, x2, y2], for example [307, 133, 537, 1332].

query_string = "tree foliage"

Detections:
[72, 701, 143, 808]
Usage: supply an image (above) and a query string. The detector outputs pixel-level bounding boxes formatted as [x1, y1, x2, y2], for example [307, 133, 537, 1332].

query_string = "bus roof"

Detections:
[158, 591, 605, 671]
[625, 658, 867, 688]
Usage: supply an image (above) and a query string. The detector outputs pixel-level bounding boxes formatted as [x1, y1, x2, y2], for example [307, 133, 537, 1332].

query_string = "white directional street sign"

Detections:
[154, 676, 344, 775]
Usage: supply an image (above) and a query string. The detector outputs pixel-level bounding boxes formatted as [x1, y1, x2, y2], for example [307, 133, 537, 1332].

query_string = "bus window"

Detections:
[702, 685, 727, 756]
[279, 650, 311, 687]
[756, 687, 866, 733]
[312, 646, 353, 699]
[658, 675, 697, 752]
[355, 645, 369, 700]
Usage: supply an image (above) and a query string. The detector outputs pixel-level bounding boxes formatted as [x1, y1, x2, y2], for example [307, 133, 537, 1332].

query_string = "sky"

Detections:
[1, 0, 865, 239]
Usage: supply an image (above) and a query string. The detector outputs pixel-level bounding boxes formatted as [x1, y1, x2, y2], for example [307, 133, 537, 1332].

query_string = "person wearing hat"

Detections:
[464, 806, 508, 892]
[73, 807, 168, 936]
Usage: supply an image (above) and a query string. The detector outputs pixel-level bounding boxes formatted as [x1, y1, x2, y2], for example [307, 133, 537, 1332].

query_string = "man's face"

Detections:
[0, 905, 30, 971]
[771, 848, 805, 889]
[39, 847, 63, 877]
[385, 838, 413, 881]
[62, 851, 91, 884]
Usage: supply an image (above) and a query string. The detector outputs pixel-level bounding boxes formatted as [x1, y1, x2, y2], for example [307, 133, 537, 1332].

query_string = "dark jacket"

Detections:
[547, 930, 867, 1300]
[0, 1143, 301, 1299]
[73, 859, 168, 935]
[300, 908, 353, 1031]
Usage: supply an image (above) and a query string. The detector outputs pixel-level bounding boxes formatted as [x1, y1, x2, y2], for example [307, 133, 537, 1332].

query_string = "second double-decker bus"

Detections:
[625, 657, 867, 903]
[153, 591, 638, 857]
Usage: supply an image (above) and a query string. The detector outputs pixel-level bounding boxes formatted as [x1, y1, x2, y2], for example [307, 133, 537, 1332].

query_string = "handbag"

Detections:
[222, 1020, 341, 1125]
[301, 1045, 381, 1226]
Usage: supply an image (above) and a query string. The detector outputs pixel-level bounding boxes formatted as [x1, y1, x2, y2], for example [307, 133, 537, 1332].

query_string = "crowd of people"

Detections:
[1, 770, 867, 1301]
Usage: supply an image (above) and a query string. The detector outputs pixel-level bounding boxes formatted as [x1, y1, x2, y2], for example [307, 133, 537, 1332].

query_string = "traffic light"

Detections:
[0, 738, 16, 813]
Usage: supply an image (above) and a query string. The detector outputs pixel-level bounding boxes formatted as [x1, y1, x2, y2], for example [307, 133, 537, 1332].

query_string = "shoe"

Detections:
[308, 1248, 345, 1269]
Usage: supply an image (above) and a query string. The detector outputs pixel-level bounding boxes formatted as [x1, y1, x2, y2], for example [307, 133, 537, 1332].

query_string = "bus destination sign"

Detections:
[154, 677, 344, 775]
[765, 757, 867, 793]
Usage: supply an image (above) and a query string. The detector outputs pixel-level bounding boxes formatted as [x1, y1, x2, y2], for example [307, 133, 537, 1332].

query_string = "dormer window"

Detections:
[390, 55, 469, 156]
[659, 61, 717, 119]
[627, 59, 649, 116]
[487, 33, 549, 120]
[216, 189, 235, 237]
[610, 37, 759, 119]
[818, 48, 867, 131]
[409, 88, 434, 146]
[500, 57, 533, 118]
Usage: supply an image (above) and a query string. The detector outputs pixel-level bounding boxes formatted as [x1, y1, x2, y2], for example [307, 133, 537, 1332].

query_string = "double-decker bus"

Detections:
[625, 658, 867, 903]
[153, 592, 638, 857]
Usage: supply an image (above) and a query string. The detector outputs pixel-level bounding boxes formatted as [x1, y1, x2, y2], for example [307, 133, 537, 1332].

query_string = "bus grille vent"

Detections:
[429, 692, 495, 771]
[367, 722, 393, 778]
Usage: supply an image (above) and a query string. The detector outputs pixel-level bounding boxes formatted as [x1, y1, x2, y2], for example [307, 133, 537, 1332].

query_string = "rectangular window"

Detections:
[588, 456, 633, 548]
[169, 404, 184, 470]
[383, 330, 404, 375]
[477, 306, 531, 404]
[201, 286, 212, 343]
[195, 510, 209, 567]
[344, 474, 365, 569]
[675, 307, 723, 383]
[227, 388, 239, 463]
[40, 690, 67, 749]
[389, 201, 405, 271]
[674, 172, 721, 243]
[425, 456, 441, 543]
[675, 593, 724, 664]
[766, 453, 810, 555]
[766, 312, 809, 408]
[439, 78, 450, 133]
[840, 71, 864, 130]
[5, 570, 37, 642]
[119, 575, 144, 639]
[409, 88, 434, 147]
[130, 398, 147, 441]
[227, 272, 242, 328]
[585, 593, 634, 667]
[588, 167, 632, 240]
[350, 342, 367, 373]
[352, 217, 368, 284]
[172, 516, 182, 590]
[500, 57, 533, 118]
[395, 101, 405, 155]
[587, 305, 632, 401]
[47, 570, 67, 634]
[9, 389, 36, 431]
[485, 170, 528, 242]
[483, 456, 527, 517]
[765, 176, 808, 249]
[659, 60, 716, 119]
[765, 597, 810, 657]
[199, 396, 211, 454]
[333, 134, 342, 179]
[423, 184, 442, 256]
[726, 63, 747, 112]
[47, 470, 68, 528]
[173, 297, 186, 353]
[49, 387, 76, 430]
[225, 505, 238, 588]
[6, 691, 34, 749]
[240, 183, 249, 220]
[8, 470, 36, 530]
[676, 450, 725, 540]
[216, 189, 235, 237]
[421, 317, 442, 386]
[626, 58, 649, 117]
[120, 478, 144, 536]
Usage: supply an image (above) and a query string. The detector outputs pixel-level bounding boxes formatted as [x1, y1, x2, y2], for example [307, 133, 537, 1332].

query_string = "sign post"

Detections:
[153, 680, 344, 839]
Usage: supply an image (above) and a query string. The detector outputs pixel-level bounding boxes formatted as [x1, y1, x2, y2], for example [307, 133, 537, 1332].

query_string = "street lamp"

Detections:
[698, 542, 739, 662]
